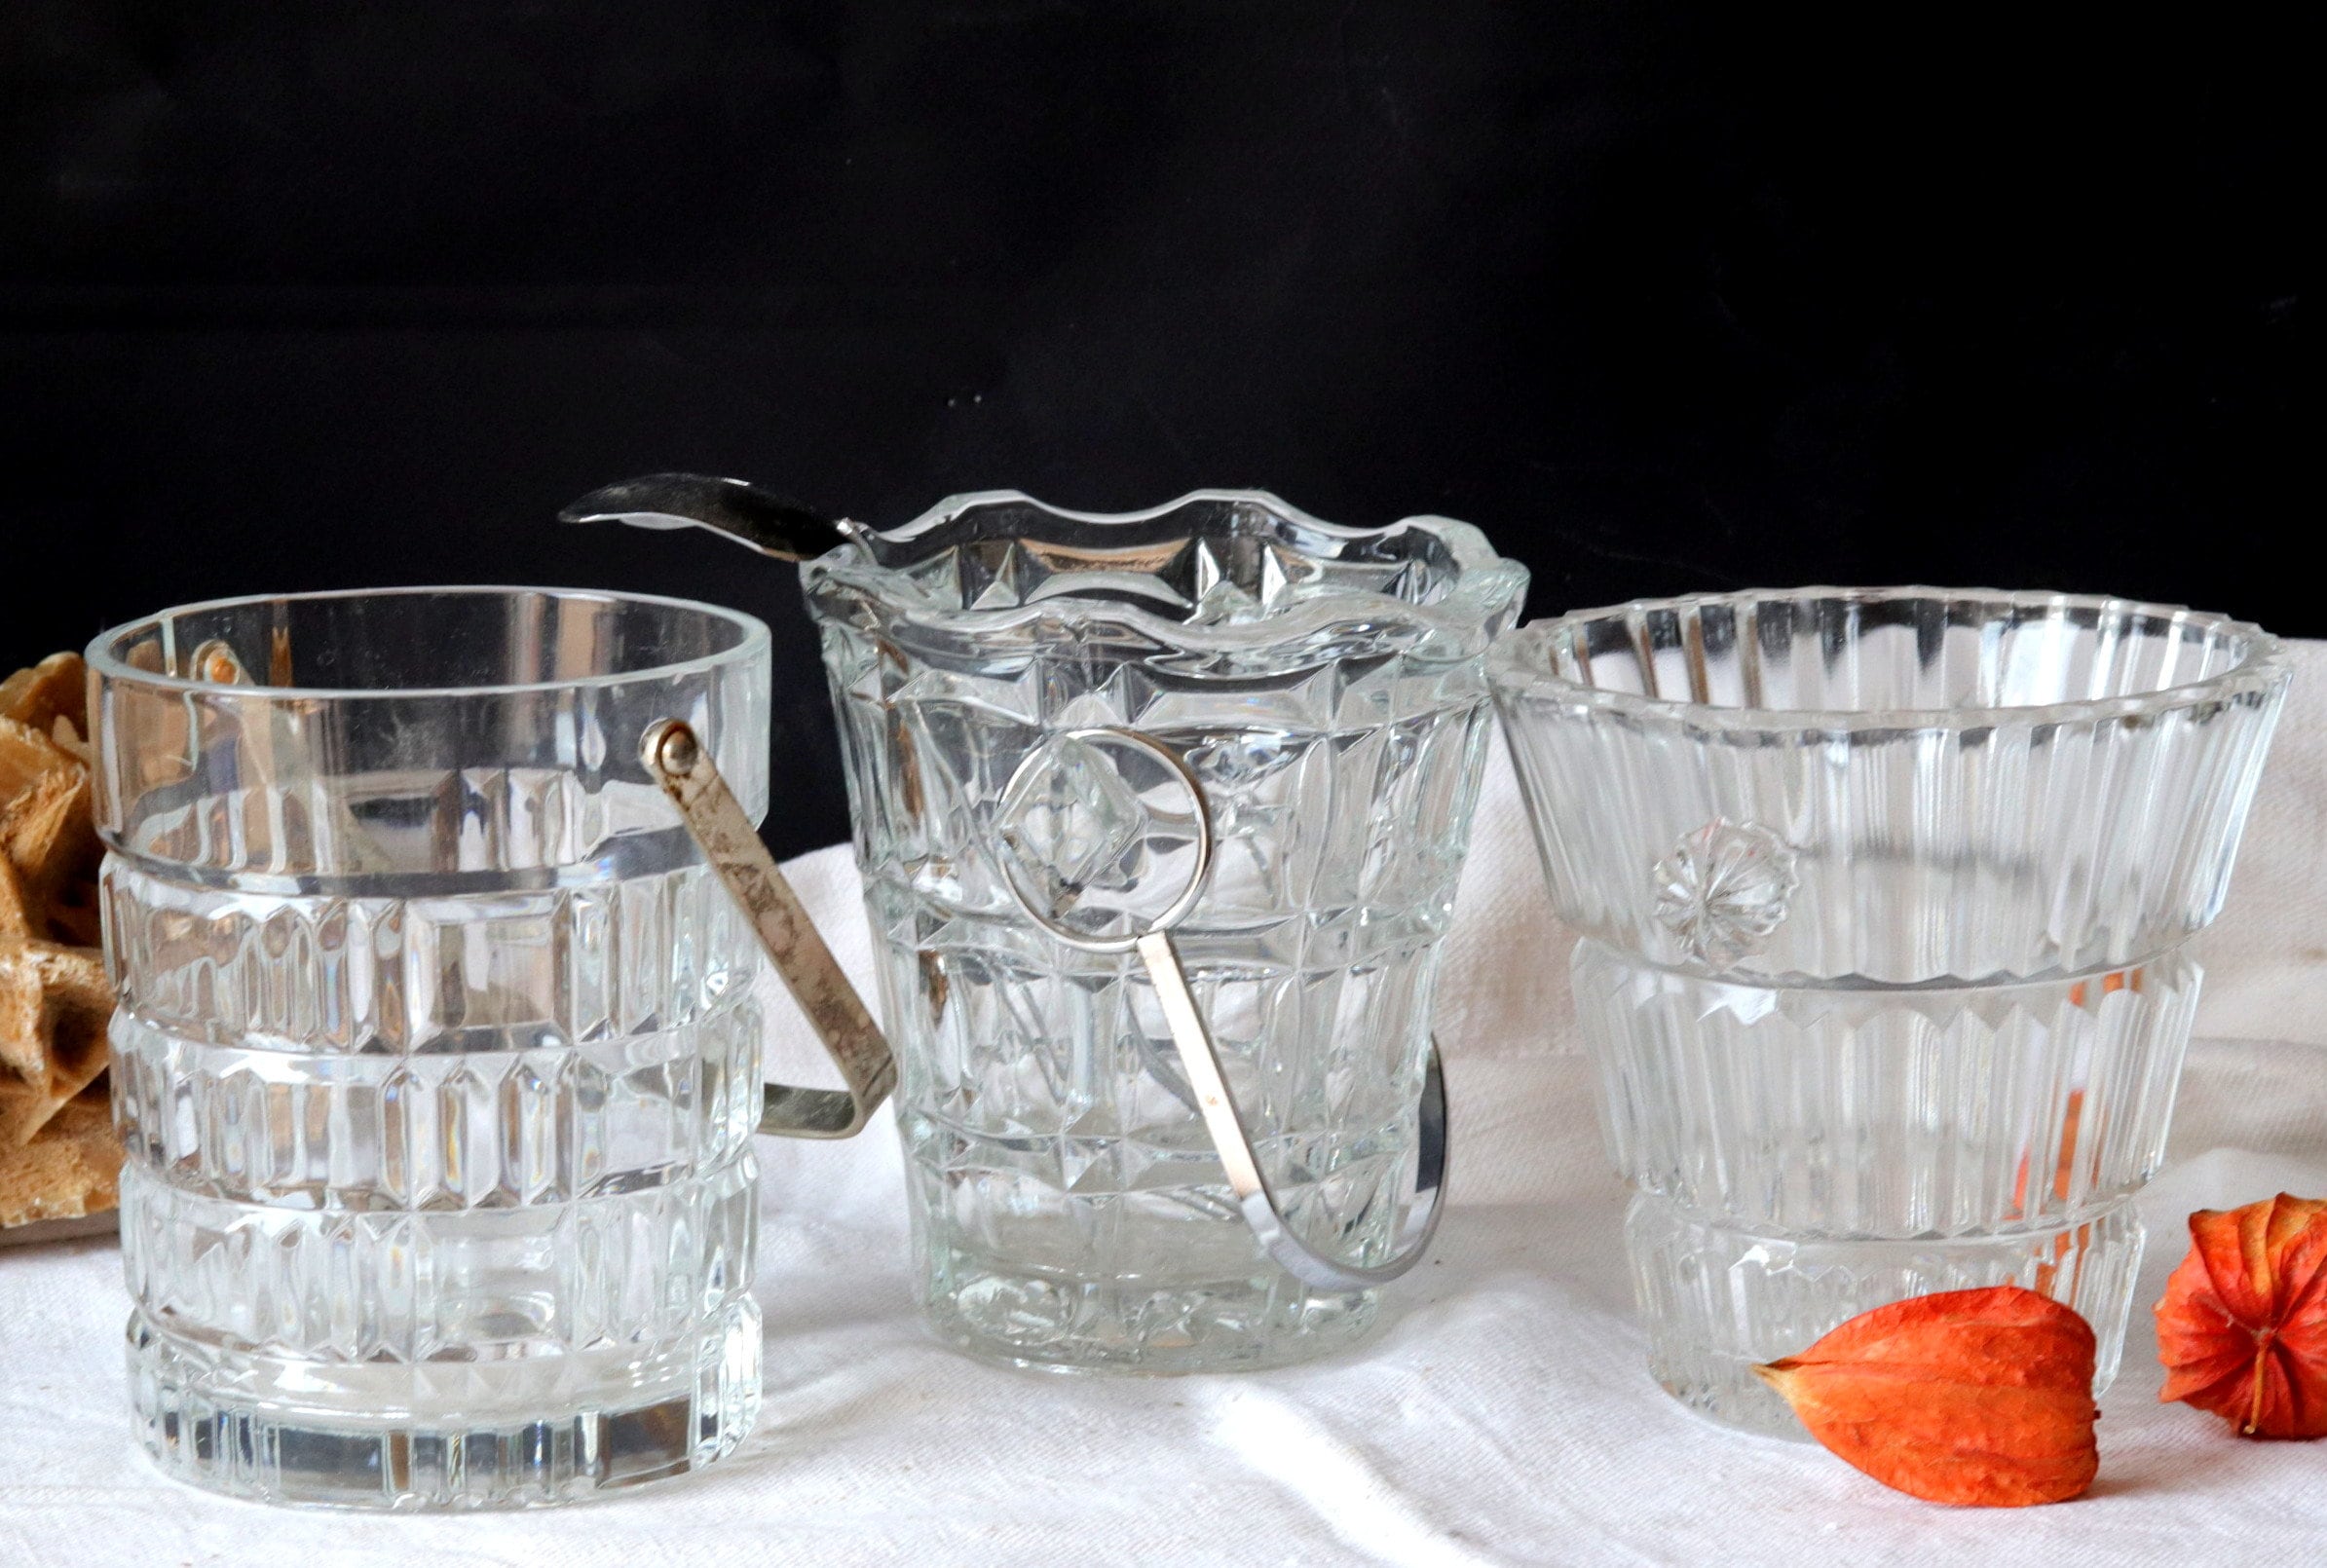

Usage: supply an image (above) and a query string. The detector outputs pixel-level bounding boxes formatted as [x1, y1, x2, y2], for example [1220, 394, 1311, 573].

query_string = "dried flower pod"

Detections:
[2157, 1193, 2327, 1438]
[1755, 1286, 2099, 1507]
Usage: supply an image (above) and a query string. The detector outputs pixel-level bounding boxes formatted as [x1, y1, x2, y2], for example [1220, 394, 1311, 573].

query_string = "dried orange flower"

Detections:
[1755, 1286, 2099, 1507]
[2156, 1193, 2327, 1438]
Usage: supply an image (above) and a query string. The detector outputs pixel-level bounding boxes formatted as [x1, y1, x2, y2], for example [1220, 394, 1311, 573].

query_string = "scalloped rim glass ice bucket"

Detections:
[804, 488, 1527, 1371]
[1488, 587, 2291, 1435]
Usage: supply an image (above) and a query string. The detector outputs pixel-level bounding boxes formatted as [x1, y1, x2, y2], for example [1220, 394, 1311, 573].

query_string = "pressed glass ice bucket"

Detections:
[804, 490, 1527, 1371]
[1489, 588, 2290, 1435]
[93, 587, 771, 1507]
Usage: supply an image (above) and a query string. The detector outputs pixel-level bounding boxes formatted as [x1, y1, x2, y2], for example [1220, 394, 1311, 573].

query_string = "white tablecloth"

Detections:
[4, 643, 2322, 1567]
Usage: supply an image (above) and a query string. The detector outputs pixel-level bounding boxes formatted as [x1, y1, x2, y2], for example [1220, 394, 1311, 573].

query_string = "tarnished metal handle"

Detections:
[1144, 926, 1449, 1292]
[642, 718, 895, 1139]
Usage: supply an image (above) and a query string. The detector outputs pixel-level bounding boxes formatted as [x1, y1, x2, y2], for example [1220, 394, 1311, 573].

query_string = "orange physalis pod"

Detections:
[1754, 1286, 2099, 1507]
[2156, 1193, 2327, 1438]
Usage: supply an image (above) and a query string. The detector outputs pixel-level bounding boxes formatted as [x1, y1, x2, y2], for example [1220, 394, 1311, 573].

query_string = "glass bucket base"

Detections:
[1625, 1192, 2145, 1438]
[922, 1251, 1379, 1374]
[125, 1300, 764, 1510]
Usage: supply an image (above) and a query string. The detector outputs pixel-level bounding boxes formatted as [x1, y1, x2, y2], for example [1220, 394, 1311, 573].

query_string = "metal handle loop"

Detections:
[644, 719, 895, 1139]
[998, 726, 1447, 1290]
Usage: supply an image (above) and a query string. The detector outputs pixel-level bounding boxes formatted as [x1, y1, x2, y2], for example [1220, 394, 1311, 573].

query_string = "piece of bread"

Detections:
[0, 651, 122, 1234]
[3, 765, 101, 947]
[0, 653, 87, 740]
[0, 1092, 120, 1230]
[0, 941, 109, 1097]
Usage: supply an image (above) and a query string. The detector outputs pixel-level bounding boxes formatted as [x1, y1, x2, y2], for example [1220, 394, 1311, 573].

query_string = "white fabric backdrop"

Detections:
[2, 644, 2319, 1566]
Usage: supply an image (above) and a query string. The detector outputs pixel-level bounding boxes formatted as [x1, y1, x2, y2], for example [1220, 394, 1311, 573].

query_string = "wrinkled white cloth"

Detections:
[2, 646, 2321, 1567]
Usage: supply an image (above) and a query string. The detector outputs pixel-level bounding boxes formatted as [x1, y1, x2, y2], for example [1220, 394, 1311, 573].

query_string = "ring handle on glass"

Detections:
[999, 726, 1447, 1292]
[643, 719, 896, 1139]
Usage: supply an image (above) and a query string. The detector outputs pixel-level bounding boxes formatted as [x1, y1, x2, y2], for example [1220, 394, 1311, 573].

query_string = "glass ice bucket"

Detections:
[1489, 588, 2290, 1435]
[92, 586, 892, 1509]
[799, 490, 1526, 1371]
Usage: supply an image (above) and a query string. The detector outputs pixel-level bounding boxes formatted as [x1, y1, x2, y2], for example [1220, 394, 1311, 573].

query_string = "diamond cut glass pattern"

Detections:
[807, 491, 1525, 1370]
[92, 588, 772, 1508]
[1491, 589, 2291, 1435]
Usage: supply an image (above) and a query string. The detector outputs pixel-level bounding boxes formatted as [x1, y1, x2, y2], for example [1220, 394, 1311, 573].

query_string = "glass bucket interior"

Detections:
[806, 490, 1527, 1372]
[1489, 587, 2291, 985]
[91, 585, 772, 879]
[816, 488, 1525, 649]
[1525, 588, 2272, 716]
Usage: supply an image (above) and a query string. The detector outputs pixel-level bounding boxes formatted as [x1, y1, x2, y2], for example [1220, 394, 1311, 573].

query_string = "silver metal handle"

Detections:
[999, 726, 1447, 1291]
[1143, 929, 1449, 1290]
[643, 719, 895, 1139]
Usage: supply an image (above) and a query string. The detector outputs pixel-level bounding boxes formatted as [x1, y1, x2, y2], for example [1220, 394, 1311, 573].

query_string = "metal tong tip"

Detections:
[558, 471, 859, 562]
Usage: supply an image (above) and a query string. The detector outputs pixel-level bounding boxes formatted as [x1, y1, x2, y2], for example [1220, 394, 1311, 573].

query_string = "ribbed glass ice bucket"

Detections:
[806, 490, 1526, 1371]
[1488, 588, 2290, 1435]
[93, 587, 770, 1508]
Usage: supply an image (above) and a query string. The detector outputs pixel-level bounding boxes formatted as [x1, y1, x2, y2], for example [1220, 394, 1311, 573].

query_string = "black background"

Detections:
[2, 5, 2303, 855]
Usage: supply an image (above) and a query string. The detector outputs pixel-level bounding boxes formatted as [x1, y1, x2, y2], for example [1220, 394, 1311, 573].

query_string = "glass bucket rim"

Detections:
[1488, 584, 2290, 732]
[86, 583, 773, 702]
[805, 487, 1529, 656]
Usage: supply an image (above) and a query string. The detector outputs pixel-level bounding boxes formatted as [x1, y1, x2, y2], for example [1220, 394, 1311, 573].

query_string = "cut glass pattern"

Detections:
[1493, 588, 2290, 1432]
[807, 491, 1525, 1370]
[93, 588, 771, 1507]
